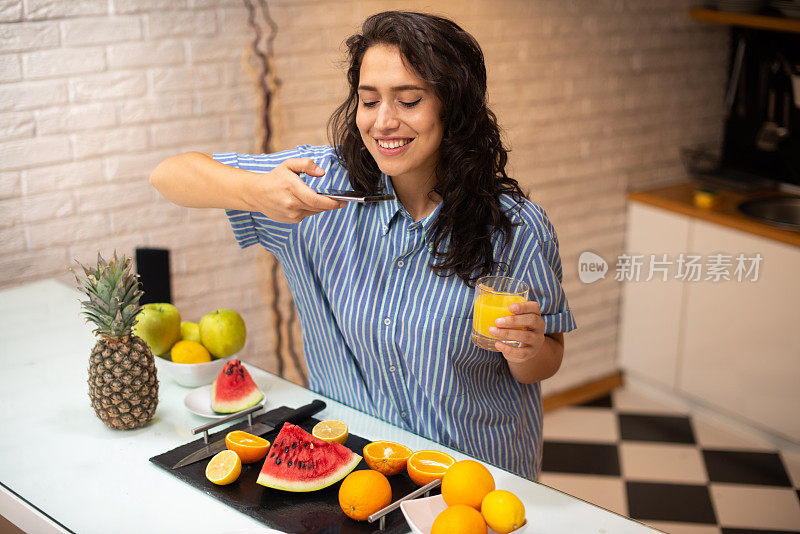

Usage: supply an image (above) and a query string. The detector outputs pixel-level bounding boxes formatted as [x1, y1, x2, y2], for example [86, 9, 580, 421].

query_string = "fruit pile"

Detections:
[201, 416, 526, 533]
[132, 303, 246, 363]
[435, 460, 526, 534]
[204, 420, 361, 492]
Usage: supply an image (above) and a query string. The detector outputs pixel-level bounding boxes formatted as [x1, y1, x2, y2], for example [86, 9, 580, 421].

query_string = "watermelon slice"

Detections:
[257, 422, 361, 492]
[211, 359, 263, 413]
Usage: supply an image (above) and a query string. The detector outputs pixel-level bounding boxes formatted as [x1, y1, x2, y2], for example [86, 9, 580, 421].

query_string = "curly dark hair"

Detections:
[328, 11, 526, 286]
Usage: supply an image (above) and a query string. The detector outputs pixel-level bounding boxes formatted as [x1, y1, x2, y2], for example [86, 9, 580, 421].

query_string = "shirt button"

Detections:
[389, 365, 396, 372]
[397, 260, 404, 267]
[401, 412, 407, 419]
[383, 317, 390, 326]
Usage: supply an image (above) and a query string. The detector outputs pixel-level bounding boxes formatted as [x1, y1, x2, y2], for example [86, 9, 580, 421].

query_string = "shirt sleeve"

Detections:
[519, 204, 577, 335]
[212, 145, 340, 257]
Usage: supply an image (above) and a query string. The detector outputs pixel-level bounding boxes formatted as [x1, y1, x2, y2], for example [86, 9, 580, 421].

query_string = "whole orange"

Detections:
[338, 470, 392, 521]
[441, 459, 495, 509]
[430, 504, 487, 534]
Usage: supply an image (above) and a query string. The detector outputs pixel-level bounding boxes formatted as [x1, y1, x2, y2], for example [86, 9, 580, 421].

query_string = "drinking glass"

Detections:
[471, 276, 530, 351]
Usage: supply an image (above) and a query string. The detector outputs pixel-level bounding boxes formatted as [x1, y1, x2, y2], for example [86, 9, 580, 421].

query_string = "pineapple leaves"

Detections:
[74, 252, 143, 338]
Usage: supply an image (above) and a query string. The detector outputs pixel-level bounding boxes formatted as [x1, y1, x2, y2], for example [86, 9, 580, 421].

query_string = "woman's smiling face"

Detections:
[356, 44, 444, 183]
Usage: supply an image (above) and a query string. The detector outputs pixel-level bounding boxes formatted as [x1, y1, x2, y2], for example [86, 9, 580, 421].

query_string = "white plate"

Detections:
[183, 384, 266, 419]
[400, 494, 528, 534]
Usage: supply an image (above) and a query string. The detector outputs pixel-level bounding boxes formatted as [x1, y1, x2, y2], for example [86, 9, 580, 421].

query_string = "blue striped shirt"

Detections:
[214, 145, 576, 479]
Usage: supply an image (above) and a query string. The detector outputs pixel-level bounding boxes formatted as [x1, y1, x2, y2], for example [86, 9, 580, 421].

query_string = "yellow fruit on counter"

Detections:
[170, 340, 211, 364]
[442, 459, 495, 510]
[481, 489, 526, 533]
[312, 420, 349, 444]
[205, 449, 241, 485]
[431, 504, 487, 534]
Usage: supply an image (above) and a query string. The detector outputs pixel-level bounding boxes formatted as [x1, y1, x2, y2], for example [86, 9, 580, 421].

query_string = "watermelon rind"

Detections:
[256, 423, 362, 492]
[211, 359, 264, 413]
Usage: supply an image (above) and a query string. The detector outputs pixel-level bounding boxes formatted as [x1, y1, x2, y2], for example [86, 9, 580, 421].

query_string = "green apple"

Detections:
[180, 321, 201, 343]
[199, 309, 246, 358]
[132, 303, 181, 356]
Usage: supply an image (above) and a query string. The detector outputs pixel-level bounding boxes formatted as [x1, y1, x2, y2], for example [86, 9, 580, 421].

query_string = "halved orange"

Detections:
[406, 450, 455, 486]
[363, 441, 413, 476]
[225, 430, 270, 464]
[312, 420, 349, 444]
[205, 449, 242, 485]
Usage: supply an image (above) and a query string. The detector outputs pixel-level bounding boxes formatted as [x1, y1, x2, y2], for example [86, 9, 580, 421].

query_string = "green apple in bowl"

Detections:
[133, 303, 181, 356]
[199, 309, 246, 358]
[180, 321, 201, 343]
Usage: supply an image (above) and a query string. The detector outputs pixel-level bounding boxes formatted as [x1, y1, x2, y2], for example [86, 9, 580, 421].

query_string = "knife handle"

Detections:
[282, 399, 327, 426]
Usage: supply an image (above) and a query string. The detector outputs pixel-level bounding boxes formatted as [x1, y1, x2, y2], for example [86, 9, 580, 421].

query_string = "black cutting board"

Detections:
[150, 406, 430, 534]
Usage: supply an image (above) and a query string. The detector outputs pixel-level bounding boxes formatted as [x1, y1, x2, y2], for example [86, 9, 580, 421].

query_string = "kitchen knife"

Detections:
[171, 399, 326, 469]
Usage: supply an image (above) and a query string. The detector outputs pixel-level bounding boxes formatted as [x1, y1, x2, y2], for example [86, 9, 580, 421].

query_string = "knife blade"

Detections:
[171, 399, 326, 469]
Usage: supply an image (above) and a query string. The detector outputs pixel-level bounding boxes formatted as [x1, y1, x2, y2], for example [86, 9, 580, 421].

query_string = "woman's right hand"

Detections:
[149, 152, 345, 223]
[247, 158, 345, 223]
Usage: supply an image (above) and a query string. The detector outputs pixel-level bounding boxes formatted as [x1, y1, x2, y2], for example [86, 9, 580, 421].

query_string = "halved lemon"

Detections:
[312, 420, 349, 444]
[205, 449, 242, 485]
[363, 441, 413, 476]
[225, 430, 270, 464]
[406, 450, 455, 486]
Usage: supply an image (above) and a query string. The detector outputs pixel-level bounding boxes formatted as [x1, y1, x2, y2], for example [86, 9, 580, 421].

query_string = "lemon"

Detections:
[205, 450, 242, 485]
[170, 340, 211, 364]
[481, 489, 526, 533]
[311, 420, 349, 444]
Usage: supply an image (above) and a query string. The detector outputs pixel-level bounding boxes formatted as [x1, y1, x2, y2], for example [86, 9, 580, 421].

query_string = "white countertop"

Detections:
[0, 279, 656, 534]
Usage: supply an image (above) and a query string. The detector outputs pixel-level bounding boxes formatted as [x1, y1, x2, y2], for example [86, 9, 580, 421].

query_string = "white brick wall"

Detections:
[0, 0, 263, 367]
[0, 0, 727, 395]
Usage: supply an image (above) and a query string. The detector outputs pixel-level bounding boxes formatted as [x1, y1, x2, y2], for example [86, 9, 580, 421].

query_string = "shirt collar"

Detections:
[378, 174, 443, 237]
[378, 173, 403, 235]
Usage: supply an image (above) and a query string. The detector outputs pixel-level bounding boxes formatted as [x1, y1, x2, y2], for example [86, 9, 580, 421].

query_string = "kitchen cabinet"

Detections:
[677, 218, 800, 440]
[618, 202, 690, 390]
[619, 196, 800, 442]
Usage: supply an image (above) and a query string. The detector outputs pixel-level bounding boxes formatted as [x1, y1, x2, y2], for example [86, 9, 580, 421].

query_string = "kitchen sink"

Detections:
[738, 196, 800, 230]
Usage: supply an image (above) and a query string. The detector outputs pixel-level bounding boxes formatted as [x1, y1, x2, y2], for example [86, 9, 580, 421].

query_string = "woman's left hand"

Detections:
[488, 300, 545, 363]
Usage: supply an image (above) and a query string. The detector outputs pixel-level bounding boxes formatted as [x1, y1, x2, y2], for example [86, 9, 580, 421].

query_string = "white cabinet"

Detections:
[618, 203, 690, 390]
[620, 202, 800, 442]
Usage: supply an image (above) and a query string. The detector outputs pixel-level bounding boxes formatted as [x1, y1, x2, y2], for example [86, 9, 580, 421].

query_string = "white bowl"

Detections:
[400, 494, 528, 534]
[153, 353, 237, 387]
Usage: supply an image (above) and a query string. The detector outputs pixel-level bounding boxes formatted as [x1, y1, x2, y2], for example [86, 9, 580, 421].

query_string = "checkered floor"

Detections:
[539, 384, 800, 533]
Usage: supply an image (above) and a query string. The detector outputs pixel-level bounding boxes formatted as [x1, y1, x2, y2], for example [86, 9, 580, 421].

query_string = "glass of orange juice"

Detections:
[471, 276, 529, 351]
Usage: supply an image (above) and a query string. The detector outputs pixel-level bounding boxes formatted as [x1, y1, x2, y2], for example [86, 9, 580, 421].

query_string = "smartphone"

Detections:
[318, 189, 395, 203]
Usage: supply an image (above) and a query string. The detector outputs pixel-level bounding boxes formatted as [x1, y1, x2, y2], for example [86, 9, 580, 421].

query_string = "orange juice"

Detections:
[472, 291, 527, 339]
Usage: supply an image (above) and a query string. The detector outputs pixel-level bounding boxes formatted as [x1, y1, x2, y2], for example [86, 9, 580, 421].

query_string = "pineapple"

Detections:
[75, 252, 158, 430]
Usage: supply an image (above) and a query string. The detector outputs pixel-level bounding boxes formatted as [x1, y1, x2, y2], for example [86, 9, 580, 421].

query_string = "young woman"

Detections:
[150, 11, 576, 480]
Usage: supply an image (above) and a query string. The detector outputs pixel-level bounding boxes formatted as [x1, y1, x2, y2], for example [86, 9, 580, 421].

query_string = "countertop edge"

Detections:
[627, 186, 800, 249]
